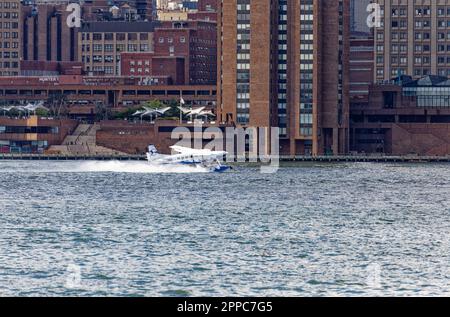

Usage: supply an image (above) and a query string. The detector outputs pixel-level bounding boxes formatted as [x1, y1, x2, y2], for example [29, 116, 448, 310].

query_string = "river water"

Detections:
[0, 160, 449, 296]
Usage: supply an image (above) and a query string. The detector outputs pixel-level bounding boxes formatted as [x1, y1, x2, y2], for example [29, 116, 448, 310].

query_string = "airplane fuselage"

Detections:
[146, 145, 229, 172]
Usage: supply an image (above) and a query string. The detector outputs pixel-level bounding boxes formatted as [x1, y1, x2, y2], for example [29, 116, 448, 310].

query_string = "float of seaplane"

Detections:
[146, 145, 231, 173]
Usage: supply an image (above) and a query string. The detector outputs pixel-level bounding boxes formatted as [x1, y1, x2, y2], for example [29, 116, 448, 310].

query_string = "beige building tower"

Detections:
[374, 0, 450, 81]
[0, 0, 22, 76]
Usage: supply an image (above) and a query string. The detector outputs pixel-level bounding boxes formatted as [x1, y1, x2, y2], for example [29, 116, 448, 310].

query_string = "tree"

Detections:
[142, 100, 165, 109]
[95, 101, 111, 121]
[113, 106, 142, 120]
[47, 94, 68, 118]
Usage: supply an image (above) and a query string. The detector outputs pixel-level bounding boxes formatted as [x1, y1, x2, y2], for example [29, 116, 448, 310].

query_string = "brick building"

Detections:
[154, 20, 217, 85]
[121, 52, 186, 85]
[20, 60, 83, 76]
[197, 0, 217, 11]
[350, 32, 374, 109]
[119, 19, 217, 86]
[351, 75, 450, 156]
[22, 2, 78, 63]
[188, 0, 218, 21]
[218, 0, 350, 156]
[0, 75, 216, 109]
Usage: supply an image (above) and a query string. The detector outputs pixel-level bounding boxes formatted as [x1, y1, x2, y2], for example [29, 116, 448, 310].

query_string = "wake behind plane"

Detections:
[146, 145, 230, 173]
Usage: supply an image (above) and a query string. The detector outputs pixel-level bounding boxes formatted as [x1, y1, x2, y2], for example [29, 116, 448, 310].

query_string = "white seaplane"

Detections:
[146, 145, 231, 173]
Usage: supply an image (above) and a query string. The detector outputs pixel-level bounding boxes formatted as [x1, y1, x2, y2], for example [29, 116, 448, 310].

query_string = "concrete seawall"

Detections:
[2, 154, 450, 163]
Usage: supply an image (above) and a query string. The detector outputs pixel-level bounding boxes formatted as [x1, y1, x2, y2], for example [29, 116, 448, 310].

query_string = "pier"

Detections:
[2, 153, 450, 163]
[0, 154, 147, 161]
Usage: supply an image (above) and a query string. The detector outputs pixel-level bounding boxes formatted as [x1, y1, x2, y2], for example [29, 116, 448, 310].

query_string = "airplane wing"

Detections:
[170, 145, 213, 155]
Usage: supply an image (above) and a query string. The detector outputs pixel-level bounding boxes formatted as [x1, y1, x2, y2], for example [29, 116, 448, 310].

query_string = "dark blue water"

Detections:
[1, 160, 450, 296]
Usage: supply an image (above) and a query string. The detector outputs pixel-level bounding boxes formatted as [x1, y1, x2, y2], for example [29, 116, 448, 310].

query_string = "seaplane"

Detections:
[146, 144, 231, 173]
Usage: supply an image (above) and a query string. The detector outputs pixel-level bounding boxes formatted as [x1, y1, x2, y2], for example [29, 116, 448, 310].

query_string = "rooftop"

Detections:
[80, 21, 160, 33]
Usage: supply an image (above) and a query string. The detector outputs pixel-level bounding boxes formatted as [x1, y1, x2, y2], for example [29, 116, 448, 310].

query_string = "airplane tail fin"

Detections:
[146, 145, 159, 161]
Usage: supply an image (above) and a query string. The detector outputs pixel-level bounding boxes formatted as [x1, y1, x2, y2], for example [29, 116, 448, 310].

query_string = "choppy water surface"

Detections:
[1, 160, 450, 296]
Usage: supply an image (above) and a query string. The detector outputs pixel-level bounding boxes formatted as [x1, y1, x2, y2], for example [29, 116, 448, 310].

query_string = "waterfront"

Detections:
[1, 161, 450, 296]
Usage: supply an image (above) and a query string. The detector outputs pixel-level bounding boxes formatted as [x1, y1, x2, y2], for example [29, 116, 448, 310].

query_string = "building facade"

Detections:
[217, 0, 350, 155]
[78, 22, 156, 76]
[22, 3, 78, 64]
[189, 0, 218, 21]
[374, 0, 450, 81]
[349, 32, 374, 109]
[0, 75, 216, 109]
[0, 0, 22, 76]
[351, 75, 450, 156]
[155, 20, 217, 85]
[121, 52, 186, 85]
[0, 116, 78, 154]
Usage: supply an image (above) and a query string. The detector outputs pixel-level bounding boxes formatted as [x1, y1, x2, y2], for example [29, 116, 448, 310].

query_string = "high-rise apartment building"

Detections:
[374, 0, 450, 81]
[217, 0, 350, 155]
[0, 0, 22, 76]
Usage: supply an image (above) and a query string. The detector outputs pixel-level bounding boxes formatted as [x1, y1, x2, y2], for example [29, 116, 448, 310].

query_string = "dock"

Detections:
[0, 154, 147, 161]
[2, 153, 450, 163]
[278, 155, 450, 163]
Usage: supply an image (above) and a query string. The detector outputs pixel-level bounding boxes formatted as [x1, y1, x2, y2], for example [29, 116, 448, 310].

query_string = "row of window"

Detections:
[0, 61, 18, 68]
[376, 68, 436, 77]
[85, 66, 116, 75]
[379, 31, 450, 41]
[129, 68, 151, 74]
[0, 51, 18, 58]
[383, 55, 450, 64]
[158, 36, 187, 44]
[391, 7, 450, 17]
[0, 2, 19, 9]
[81, 33, 150, 41]
[0, 31, 18, 39]
[0, 21, 18, 28]
[0, 41, 19, 48]
[376, 43, 450, 53]
[82, 43, 150, 53]
[384, 19, 450, 30]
